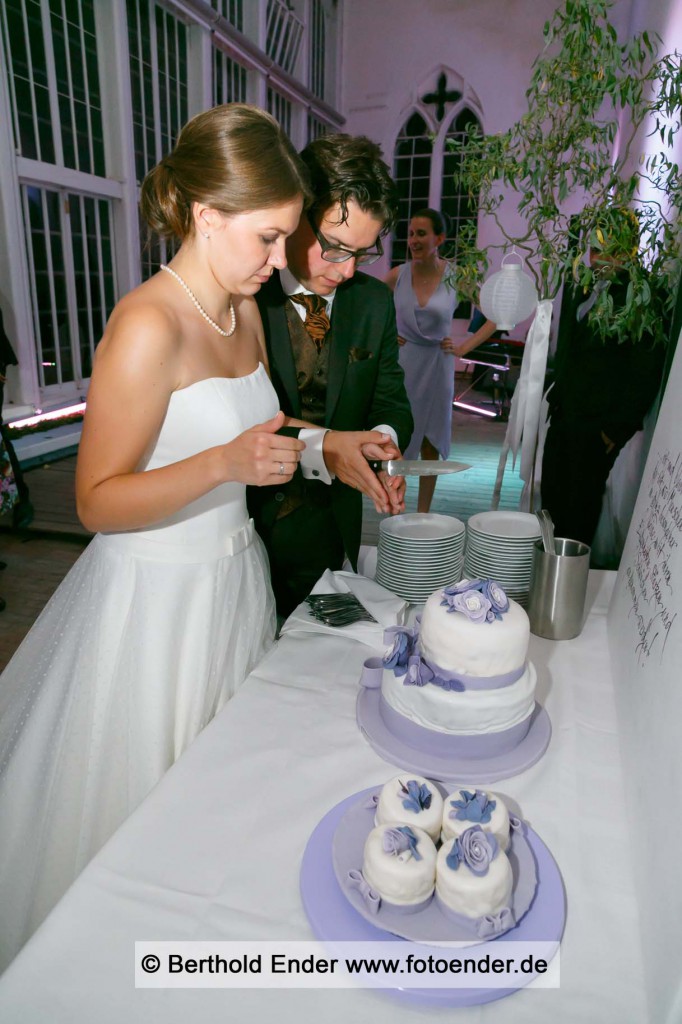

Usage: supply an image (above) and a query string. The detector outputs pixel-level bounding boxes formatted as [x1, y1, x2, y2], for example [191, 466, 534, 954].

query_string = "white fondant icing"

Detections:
[436, 836, 513, 919]
[420, 589, 530, 677]
[374, 774, 444, 841]
[362, 825, 436, 906]
[381, 662, 537, 736]
[441, 789, 511, 850]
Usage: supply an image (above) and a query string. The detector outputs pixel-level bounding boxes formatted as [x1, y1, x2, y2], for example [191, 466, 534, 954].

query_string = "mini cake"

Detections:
[374, 774, 443, 842]
[441, 788, 511, 850]
[436, 826, 513, 922]
[380, 579, 537, 758]
[362, 824, 436, 910]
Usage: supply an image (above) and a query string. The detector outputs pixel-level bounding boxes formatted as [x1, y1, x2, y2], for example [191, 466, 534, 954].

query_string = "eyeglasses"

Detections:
[307, 212, 383, 266]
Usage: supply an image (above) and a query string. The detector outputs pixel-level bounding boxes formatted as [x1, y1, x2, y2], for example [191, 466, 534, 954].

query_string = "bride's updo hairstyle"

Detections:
[140, 103, 310, 240]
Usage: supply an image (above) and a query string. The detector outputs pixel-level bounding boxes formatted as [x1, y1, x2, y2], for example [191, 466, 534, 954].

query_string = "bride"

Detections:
[0, 104, 312, 970]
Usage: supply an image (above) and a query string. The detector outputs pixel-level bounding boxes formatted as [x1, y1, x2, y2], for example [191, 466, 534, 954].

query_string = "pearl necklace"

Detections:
[160, 264, 236, 337]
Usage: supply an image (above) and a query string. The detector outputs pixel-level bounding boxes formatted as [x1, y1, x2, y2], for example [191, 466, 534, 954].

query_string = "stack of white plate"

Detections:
[463, 511, 542, 607]
[376, 513, 466, 603]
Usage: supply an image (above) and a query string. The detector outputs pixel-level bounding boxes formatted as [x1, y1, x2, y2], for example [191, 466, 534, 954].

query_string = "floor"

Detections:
[0, 381, 524, 671]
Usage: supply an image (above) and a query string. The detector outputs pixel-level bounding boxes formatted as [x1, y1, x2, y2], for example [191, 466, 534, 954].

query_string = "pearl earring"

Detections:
[203, 232, 210, 239]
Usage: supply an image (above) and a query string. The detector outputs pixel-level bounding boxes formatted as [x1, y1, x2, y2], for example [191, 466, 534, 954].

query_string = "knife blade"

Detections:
[369, 459, 471, 476]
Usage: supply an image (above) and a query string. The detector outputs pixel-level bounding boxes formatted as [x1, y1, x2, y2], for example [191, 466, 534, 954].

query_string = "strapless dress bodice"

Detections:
[100, 362, 279, 560]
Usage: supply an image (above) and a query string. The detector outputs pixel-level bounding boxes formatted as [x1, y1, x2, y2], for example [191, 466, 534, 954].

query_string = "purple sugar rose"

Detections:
[383, 629, 412, 675]
[442, 579, 509, 622]
[458, 826, 499, 875]
[452, 590, 492, 624]
[481, 579, 509, 615]
[443, 579, 484, 597]
[405, 655, 431, 687]
[382, 826, 422, 861]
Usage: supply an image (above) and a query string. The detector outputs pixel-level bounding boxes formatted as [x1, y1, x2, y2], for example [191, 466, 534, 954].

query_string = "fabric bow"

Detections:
[476, 907, 514, 938]
[347, 869, 381, 915]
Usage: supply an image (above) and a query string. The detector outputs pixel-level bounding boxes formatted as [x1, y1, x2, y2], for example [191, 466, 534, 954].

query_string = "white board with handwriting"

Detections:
[608, 327, 682, 1024]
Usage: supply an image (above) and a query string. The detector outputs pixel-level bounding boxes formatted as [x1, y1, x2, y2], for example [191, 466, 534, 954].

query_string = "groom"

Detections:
[248, 134, 413, 616]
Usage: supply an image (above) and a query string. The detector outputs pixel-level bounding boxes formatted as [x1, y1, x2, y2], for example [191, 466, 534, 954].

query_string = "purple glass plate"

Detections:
[357, 687, 551, 784]
[331, 790, 537, 943]
[300, 787, 566, 1008]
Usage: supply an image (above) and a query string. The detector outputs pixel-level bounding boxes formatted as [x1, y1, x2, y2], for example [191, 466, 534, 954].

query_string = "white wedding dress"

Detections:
[0, 363, 277, 970]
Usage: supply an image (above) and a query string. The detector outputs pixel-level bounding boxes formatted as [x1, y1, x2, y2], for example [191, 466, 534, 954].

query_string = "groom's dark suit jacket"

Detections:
[248, 270, 413, 580]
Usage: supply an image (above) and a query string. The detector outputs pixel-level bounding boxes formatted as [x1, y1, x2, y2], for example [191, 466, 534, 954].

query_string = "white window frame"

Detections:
[0, 0, 345, 411]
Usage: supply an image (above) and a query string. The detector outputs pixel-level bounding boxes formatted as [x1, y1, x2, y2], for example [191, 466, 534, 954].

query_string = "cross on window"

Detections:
[421, 73, 461, 122]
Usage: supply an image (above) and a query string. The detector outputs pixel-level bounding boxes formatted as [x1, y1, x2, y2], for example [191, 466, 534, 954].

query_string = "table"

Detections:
[456, 339, 525, 419]
[0, 571, 650, 1023]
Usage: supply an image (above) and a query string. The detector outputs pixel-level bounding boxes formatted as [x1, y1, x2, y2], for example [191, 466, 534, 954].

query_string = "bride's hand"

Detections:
[222, 411, 305, 486]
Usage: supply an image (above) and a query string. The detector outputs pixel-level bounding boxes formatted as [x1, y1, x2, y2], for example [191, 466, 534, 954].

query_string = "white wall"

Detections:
[607, 320, 682, 1024]
[619, 0, 682, 198]
[340, 0, 678, 279]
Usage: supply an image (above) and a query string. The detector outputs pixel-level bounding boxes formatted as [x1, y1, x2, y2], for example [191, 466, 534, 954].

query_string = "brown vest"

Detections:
[285, 299, 331, 427]
[274, 301, 333, 519]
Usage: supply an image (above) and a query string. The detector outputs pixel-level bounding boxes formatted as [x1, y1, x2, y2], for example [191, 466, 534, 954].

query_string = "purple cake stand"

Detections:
[300, 787, 566, 1008]
[357, 688, 552, 784]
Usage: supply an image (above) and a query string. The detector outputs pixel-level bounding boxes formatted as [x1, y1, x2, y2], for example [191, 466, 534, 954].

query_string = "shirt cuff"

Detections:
[299, 428, 333, 484]
[373, 424, 399, 449]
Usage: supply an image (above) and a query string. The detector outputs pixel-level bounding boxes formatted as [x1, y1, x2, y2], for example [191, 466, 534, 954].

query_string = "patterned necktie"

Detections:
[289, 292, 330, 352]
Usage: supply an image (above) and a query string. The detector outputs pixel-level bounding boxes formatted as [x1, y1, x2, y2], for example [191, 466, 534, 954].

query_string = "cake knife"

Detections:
[369, 459, 471, 476]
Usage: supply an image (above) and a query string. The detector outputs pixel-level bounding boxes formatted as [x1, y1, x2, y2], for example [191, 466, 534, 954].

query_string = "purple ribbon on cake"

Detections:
[379, 695, 535, 758]
[386, 648, 525, 692]
[381, 613, 525, 693]
[346, 869, 433, 917]
[434, 895, 515, 937]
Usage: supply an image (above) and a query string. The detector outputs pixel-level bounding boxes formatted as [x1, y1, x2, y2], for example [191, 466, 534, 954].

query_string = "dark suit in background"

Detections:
[541, 276, 665, 547]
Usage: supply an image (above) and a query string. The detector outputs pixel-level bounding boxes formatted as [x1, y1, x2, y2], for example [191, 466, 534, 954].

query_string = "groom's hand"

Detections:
[360, 438, 406, 515]
[323, 430, 394, 513]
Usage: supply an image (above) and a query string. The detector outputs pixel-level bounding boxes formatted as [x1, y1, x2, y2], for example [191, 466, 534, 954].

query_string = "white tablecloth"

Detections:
[0, 571, 650, 1022]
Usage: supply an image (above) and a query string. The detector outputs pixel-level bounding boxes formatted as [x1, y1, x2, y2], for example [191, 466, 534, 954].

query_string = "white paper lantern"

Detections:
[479, 253, 538, 330]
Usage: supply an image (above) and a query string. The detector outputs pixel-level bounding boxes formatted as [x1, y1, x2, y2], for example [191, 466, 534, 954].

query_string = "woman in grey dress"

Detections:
[385, 210, 459, 512]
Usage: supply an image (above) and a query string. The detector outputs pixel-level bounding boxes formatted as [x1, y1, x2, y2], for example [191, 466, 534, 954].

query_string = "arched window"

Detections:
[391, 73, 481, 284]
[392, 112, 432, 266]
[441, 107, 481, 267]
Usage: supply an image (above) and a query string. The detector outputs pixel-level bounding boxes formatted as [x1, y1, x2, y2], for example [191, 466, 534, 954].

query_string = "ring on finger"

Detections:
[278, 462, 285, 475]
